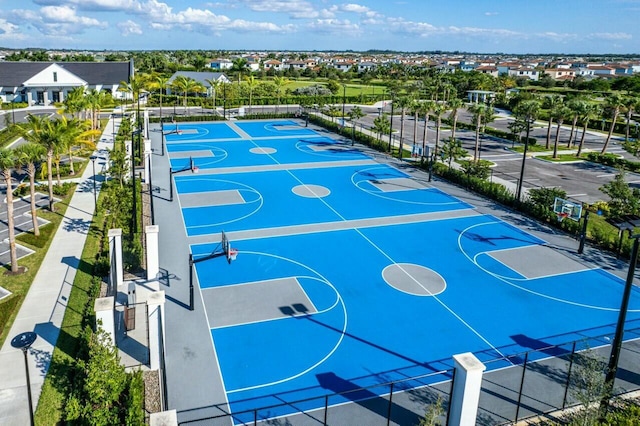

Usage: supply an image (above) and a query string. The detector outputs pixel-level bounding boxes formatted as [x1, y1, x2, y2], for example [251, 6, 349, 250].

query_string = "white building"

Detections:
[0, 61, 133, 105]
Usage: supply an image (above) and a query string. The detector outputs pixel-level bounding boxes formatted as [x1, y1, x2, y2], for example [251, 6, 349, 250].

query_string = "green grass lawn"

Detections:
[35, 190, 106, 424]
[0, 189, 75, 348]
[535, 153, 585, 162]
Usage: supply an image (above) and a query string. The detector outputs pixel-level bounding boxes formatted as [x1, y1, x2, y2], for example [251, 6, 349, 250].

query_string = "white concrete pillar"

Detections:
[27, 91, 33, 105]
[449, 352, 486, 426]
[108, 229, 123, 289]
[144, 141, 152, 183]
[147, 291, 165, 370]
[145, 225, 159, 280]
[150, 409, 177, 426]
[43, 91, 49, 106]
[94, 297, 116, 346]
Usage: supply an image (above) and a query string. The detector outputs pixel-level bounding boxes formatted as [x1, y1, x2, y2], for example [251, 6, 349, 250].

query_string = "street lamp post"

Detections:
[342, 84, 346, 134]
[516, 117, 534, 202]
[90, 155, 97, 209]
[11, 92, 16, 124]
[600, 233, 640, 413]
[11, 332, 37, 426]
[387, 101, 395, 153]
[130, 130, 139, 237]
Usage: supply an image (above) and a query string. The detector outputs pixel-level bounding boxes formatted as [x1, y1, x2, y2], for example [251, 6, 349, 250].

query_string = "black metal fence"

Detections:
[176, 321, 640, 425]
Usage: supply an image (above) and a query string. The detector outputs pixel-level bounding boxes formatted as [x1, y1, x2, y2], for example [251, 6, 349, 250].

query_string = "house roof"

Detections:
[0, 61, 131, 87]
[167, 71, 228, 87]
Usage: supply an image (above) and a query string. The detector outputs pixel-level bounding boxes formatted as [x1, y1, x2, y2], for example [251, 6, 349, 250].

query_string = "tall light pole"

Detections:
[11, 332, 37, 426]
[342, 83, 346, 133]
[516, 117, 534, 202]
[601, 233, 640, 413]
[130, 130, 139, 237]
[387, 100, 395, 153]
[90, 155, 97, 209]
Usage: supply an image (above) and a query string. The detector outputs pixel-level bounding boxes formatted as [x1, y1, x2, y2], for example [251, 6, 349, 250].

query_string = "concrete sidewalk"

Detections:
[0, 116, 120, 425]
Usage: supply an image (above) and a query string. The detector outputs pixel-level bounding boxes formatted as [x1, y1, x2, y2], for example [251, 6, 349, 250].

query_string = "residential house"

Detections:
[166, 71, 230, 96]
[263, 60, 284, 72]
[0, 60, 133, 105]
[507, 67, 540, 81]
[544, 68, 576, 80]
[587, 65, 616, 76]
[475, 66, 499, 77]
[208, 59, 233, 70]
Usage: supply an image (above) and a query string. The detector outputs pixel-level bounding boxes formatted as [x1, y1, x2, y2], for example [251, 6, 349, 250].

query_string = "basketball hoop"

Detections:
[228, 248, 238, 262]
[557, 212, 569, 222]
[192, 166, 199, 174]
[177, 130, 183, 135]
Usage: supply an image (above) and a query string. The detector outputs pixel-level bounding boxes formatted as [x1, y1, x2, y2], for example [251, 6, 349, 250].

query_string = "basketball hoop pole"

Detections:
[578, 207, 590, 254]
[188, 254, 194, 311]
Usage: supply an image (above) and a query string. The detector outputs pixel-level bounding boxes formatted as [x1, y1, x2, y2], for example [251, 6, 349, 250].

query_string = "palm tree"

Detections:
[468, 103, 494, 162]
[513, 99, 541, 201]
[273, 76, 290, 112]
[171, 75, 200, 116]
[347, 105, 365, 146]
[432, 103, 447, 157]
[565, 97, 586, 148]
[623, 96, 640, 143]
[544, 95, 563, 149]
[0, 148, 19, 273]
[15, 143, 45, 236]
[577, 103, 602, 157]
[63, 86, 86, 119]
[373, 113, 390, 144]
[420, 100, 435, 163]
[394, 95, 413, 159]
[231, 58, 249, 83]
[204, 77, 222, 114]
[21, 115, 63, 211]
[410, 100, 421, 153]
[447, 98, 464, 141]
[118, 74, 148, 126]
[244, 75, 259, 115]
[552, 106, 572, 159]
[150, 74, 171, 123]
[601, 94, 625, 154]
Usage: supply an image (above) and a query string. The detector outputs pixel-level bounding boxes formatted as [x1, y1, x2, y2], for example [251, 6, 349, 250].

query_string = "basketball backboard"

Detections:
[553, 197, 582, 222]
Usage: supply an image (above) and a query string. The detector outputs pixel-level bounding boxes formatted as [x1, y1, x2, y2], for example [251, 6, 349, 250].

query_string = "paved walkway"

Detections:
[0, 117, 120, 425]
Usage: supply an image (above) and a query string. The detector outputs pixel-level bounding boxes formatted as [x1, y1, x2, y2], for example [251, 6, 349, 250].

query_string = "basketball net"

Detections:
[228, 248, 238, 262]
[557, 212, 569, 222]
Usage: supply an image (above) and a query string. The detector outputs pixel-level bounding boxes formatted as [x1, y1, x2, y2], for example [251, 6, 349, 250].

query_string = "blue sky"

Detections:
[0, 0, 638, 54]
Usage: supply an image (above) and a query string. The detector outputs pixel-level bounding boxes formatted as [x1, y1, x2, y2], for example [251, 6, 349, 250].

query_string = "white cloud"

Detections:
[118, 20, 143, 36]
[589, 32, 632, 40]
[11, 5, 107, 36]
[306, 19, 361, 35]
[34, 0, 141, 12]
[237, 0, 319, 18]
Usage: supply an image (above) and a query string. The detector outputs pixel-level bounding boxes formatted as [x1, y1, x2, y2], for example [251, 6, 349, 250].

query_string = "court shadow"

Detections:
[510, 334, 570, 359]
[316, 372, 420, 425]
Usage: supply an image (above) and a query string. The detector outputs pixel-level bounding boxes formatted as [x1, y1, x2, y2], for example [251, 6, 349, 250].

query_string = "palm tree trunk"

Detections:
[421, 113, 428, 164]
[546, 117, 553, 149]
[398, 110, 405, 159]
[568, 116, 578, 148]
[577, 121, 589, 157]
[435, 116, 442, 157]
[4, 171, 19, 272]
[553, 122, 562, 159]
[68, 147, 75, 175]
[412, 111, 418, 154]
[601, 110, 619, 154]
[452, 111, 458, 140]
[56, 159, 61, 186]
[47, 152, 54, 211]
[625, 110, 632, 142]
[29, 164, 39, 236]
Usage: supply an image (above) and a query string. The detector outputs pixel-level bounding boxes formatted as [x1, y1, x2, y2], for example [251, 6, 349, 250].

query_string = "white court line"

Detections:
[458, 221, 640, 312]
[240, 137, 507, 361]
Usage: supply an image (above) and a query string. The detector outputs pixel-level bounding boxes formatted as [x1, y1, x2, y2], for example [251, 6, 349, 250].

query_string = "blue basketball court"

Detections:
[164, 120, 640, 423]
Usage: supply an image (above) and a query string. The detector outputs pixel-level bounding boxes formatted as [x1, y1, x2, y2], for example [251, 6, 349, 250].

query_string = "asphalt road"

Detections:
[7, 103, 639, 204]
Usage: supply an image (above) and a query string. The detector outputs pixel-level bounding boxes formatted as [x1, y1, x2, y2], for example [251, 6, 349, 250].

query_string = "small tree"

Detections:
[568, 349, 608, 426]
[600, 170, 640, 218]
[418, 394, 445, 426]
[347, 105, 365, 145]
[440, 137, 468, 170]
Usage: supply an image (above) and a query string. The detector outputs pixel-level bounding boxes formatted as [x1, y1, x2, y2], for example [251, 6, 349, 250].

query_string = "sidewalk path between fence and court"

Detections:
[0, 116, 120, 426]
